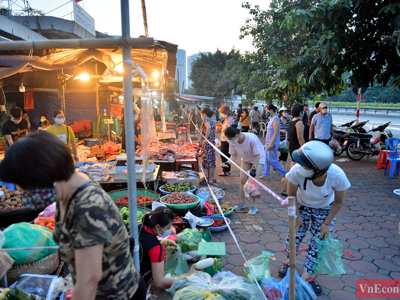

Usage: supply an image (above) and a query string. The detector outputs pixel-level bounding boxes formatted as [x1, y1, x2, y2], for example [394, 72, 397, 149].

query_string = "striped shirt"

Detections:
[279, 118, 290, 141]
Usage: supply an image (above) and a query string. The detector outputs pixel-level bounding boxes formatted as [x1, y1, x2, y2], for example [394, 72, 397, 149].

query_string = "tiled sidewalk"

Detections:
[154, 150, 400, 300]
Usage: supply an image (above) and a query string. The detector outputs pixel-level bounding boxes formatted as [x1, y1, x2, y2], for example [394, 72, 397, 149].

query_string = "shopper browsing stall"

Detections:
[1, 107, 28, 152]
[0, 131, 146, 300]
[279, 141, 350, 295]
[225, 125, 265, 215]
[199, 107, 216, 185]
[47, 110, 79, 162]
[218, 105, 234, 177]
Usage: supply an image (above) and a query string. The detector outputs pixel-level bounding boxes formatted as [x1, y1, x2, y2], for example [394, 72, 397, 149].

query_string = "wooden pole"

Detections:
[140, 0, 149, 38]
[95, 64, 102, 149]
[288, 196, 296, 300]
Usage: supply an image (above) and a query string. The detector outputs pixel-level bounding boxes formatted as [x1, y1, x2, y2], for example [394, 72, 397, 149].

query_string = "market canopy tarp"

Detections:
[0, 39, 177, 84]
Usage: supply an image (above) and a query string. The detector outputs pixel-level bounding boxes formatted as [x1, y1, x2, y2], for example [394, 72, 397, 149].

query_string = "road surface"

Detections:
[331, 112, 400, 139]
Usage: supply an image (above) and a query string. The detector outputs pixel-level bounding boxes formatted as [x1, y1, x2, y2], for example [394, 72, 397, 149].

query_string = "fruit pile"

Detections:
[116, 194, 154, 205]
[211, 218, 226, 228]
[119, 207, 144, 227]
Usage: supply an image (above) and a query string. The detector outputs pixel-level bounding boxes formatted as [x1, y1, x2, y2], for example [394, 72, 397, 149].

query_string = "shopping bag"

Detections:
[164, 245, 189, 278]
[203, 201, 215, 216]
[278, 139, 289, 153]
[313, 234, 346, 276]
[280, 269, 318, 300]
[243, 177, 261, 199]
[238, 121, 242, 129]
[243, 251, 274, 283]
[329, 139, 342, 151]
[261, 277, 286, 300]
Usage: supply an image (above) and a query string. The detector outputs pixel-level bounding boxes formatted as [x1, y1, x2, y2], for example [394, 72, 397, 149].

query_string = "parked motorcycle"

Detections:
[344, 122, 393, 161]
[333, 120, 366, 156]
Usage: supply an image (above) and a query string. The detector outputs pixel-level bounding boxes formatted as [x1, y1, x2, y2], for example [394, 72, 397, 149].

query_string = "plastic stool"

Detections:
[377, 150, 390, 169]
[176, 127, 188, 141]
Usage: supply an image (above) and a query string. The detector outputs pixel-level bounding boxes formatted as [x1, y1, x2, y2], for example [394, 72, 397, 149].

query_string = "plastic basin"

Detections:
[159, 184, 196, 195]
[201, 215, 231, 232]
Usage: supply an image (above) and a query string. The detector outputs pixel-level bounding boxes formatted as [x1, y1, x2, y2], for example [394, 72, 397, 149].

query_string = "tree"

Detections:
[240, 0, 400, 106]
[15, 7, 45, 16]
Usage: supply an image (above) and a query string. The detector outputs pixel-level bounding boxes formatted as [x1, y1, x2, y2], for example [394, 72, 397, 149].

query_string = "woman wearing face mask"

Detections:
[0, 132, 146, 300]
[47, 110, 79, 162]
[288, 104, 306, 169]
[38, 115, 48, 131]
[225, 124, 265, 215]
[261, 104, 287, 195]
[139, 207, 178, 289]
[278, 141, 350, 295]
[1, 107, 28, 152]
[199, 107, 216, 185]
[218, 105, 234, 176]
[278, 106, 290, 169]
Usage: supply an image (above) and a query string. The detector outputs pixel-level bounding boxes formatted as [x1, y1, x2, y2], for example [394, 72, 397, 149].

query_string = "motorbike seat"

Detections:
[346, 133, 372, 139]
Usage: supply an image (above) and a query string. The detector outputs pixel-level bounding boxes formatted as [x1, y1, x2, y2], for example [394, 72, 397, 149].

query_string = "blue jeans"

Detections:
[262, 145, 287, 177]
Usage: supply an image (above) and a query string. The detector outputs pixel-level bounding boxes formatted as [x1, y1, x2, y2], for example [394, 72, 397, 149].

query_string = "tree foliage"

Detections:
[239, 0, 400, 106]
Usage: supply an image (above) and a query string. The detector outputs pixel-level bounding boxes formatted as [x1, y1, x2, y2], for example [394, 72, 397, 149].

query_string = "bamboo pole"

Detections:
[140, 0, 149, 38]
[95, 64, 102, 149]
[0, 37, 155, 51]
[288, 196, 296, 300]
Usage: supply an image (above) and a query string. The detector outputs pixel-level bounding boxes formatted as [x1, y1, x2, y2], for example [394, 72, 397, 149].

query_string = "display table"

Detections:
[100, 165, 161, 192]
[158, 132, 176, 140]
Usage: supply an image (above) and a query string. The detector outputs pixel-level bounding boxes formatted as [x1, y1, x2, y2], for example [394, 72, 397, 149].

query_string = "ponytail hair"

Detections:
[224, 124, 241, 139]
[143, 207, 175, 228]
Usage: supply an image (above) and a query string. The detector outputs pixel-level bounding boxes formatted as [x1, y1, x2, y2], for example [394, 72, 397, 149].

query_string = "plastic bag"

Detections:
[243, 251, 274, 283]
[165, 245, 189, 277]
[170, 271, 265, 300]
[280, 269, 317, 300]
[11, 274, 62, 300]
[3, 222, 57, 265]
[243, 177, 261, 199]
[203, 202, 215, 216]
[329, 139, 342, 151]
[175, 228, 202, 253]
[238, 121, 242, 129]
[215, 139, 221, 148]
[0, 230, 4, 248]
[313, 234, 346, 276]
[278, 139, 289, 153]
[261, 277, 286, 300]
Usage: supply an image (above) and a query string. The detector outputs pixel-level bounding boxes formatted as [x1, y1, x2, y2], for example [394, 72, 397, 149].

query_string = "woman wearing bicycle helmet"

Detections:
[279, 141, 350, 295]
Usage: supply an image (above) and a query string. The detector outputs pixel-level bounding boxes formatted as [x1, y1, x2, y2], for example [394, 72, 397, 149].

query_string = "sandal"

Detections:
[281, 192, 288, 197]
[306, 278, 323, 295]
[278, 262, 288, 278]
[218, 172, 229, 176]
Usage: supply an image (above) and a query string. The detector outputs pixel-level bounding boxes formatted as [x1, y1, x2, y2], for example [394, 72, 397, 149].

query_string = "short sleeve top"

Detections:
[53, 182, 140, 300]
[47, 124, 75, 148]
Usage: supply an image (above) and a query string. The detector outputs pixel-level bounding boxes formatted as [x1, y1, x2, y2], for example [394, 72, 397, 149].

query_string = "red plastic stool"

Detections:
[175, 158, 199, 172]
[377, 150, 390, 169]
[176, 127, 188, 141]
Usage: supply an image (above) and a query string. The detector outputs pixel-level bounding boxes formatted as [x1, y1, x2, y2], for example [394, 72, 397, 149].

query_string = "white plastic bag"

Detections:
[243, 177, 261, 199]
[0, 230, 5, 248]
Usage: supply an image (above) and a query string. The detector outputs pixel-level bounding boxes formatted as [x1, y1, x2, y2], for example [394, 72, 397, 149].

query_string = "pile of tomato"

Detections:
[211, 218, 226, 227]
[116, 195, 154, 204]
[174, 216, 183, 223]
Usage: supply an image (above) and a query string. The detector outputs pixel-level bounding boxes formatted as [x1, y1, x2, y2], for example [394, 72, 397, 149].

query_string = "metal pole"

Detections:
[288, 196, 296, 300]
[95, 64, 102, 149]
[121, 0, 139, 271]
[60, 69, 66, 114]
[356, 88, 361, 123]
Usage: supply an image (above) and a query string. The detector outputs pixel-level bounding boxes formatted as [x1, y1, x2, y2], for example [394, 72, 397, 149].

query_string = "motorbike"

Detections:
[344, 121, 393, 161]
[333, 120, 367, 156]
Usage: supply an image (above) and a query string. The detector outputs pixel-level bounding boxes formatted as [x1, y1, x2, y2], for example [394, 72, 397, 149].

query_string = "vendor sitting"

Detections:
[139, 207, 177, 289]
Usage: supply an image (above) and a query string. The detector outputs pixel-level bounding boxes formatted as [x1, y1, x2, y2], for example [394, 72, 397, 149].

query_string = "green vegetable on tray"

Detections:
[120, 207, 144, 227]
[1, 288, 46, 300]
[175, 228, 202, 253]
[163, 182, 194, 192]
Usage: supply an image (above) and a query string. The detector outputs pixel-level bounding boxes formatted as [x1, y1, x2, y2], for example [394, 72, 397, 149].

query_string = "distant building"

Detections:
[187, 52, 210, 88]
[175, 49, 186, 92]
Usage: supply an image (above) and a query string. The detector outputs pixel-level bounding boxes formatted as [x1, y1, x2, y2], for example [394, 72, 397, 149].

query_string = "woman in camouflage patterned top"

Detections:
[0, 132, 146, 300]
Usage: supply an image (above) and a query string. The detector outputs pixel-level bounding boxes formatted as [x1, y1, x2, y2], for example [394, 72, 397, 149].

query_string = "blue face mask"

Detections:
[300, 112, 305, 118]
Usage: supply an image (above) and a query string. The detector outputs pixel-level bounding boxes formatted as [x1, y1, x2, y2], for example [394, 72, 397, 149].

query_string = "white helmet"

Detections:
[279, 106, 288, 112]
[292, 141, 333, 172]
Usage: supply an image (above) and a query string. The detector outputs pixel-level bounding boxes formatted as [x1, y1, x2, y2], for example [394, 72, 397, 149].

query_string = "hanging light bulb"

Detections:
[80, 73, 89, 81]
[115, 64, 123, 73]
[154, 82, 159, 87]
[153, 70, 160, 78]
[19, 83, 25, 93]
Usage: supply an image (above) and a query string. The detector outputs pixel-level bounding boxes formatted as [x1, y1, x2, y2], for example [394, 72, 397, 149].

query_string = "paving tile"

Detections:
[340, 274, 360, 289]
[244, 243, 267, 254]
[390, 272, 400, 279]
[356, 230, 377, 239]
[328, 290, 359, 300]
[315, 274, 344, 290]
[259, 232, 280, 242]
[366, 238, 389, 248]
[350, 261, 378, 273]
[365, 272, 392, 279]
[378, 222, 398, 230]
[359, 248, 385, 260]
[265, 242, 286, 252]
[373, 259, 400, 272]
[385, 237, 400, 247]
[239, 234, 260, 243]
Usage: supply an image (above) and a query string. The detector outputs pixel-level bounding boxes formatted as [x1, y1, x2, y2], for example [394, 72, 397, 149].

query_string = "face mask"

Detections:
[158, 227, 172, 238]
[321, 108, 327, 114]
[41, 118, 46, 122]
[298, 166, 315, 178]
[21, 187, 57, 210]
[55, 118, 64, 125]
[134, 115, 138, 120]
[282, 113, 288, 118]
[11, 118, 22, 124]
[220, 113, 227, 118]
[228, 137, 239, 145]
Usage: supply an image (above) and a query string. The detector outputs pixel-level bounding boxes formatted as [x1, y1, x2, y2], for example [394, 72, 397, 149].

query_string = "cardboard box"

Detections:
[162, 171, 204, 188]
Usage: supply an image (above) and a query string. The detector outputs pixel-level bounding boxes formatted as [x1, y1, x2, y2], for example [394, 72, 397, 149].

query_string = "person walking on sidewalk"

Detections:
[310, 102, 334, 145]
[218, 105, 234, 176]
[289, 104, 306, 168]
[261, 104, 288, 195]
[239, 107, 251, 132]
[225, 125, 265, 215]
[199, 107, 216, 185]
[278, 106, 290, 168]
[278, 141, 350, 296]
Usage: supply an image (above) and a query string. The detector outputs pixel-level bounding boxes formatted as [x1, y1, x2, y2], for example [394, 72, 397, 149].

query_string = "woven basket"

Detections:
[6, 251, 59, 285]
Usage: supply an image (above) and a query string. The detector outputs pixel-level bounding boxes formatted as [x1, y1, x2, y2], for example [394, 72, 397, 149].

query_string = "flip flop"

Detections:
[306, 278, 323, 295]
